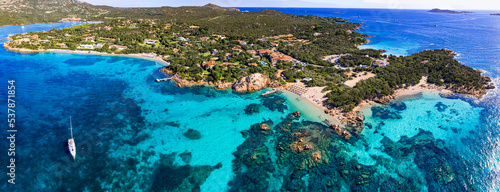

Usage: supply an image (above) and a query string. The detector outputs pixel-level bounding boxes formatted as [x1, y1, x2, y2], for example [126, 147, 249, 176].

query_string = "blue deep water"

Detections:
[1, 8, 500, 191]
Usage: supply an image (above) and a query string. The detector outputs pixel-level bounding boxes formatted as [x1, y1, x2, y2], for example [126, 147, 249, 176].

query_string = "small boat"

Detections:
[68, 116, 76, 161]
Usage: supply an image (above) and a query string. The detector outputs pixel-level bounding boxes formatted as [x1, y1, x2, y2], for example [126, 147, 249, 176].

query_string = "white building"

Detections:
[79, 44, 94, 49]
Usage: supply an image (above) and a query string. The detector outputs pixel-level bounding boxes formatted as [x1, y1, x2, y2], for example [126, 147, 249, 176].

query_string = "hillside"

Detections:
[0, 0, 109, 25]
[0, 1, 246, 26]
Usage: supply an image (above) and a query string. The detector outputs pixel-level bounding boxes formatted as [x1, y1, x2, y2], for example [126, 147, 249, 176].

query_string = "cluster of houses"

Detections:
[201, 61, 239, 67]
[77, 43, 127, 50]
[200, 48, 300, 69]
[78, 43, 104, 49]
[60, 17, 82, 22]
[258, 34, 294, 42]
[258, 49, 293, 63]
[144, 39, 158, 44]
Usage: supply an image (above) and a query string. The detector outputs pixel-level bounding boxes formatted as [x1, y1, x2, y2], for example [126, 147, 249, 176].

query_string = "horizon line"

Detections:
[107, 4, 500, 12]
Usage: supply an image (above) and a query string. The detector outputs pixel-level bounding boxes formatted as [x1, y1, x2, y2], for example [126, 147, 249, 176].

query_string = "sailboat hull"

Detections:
[68, 138, 76, 160]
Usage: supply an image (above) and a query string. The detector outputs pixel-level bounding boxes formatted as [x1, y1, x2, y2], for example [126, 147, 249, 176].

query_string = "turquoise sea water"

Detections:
[1, 8, 500, 191]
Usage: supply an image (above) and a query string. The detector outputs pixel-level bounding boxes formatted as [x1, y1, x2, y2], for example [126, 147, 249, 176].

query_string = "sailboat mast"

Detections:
[70, 116, 73, 139]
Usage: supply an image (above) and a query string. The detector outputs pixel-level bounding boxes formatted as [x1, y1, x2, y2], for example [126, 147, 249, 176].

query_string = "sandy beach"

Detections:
[3, 42, 170, 66]
[393, 76, 452, 98]
[281, 76, 455, 127]
[47, 49, 170, 66]
[281, 82, 344, 125]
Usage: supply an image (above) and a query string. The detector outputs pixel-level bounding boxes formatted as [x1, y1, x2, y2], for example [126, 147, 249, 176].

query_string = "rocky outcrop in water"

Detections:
[183, 129, 201, 140]
[244, 103, 261, 115]
[331, 124, 352, 140]
[233, 73, 272, 92]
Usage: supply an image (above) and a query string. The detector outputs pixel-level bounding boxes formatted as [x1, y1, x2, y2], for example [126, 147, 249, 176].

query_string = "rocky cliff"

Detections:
[232, 73, 272, 92]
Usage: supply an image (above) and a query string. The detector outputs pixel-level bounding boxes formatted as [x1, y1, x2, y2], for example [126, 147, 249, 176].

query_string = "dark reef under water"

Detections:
[229, 109, 480, 191]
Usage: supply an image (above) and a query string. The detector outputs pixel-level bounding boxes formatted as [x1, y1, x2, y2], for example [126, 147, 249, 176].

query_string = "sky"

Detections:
[80, 0, 500, 10]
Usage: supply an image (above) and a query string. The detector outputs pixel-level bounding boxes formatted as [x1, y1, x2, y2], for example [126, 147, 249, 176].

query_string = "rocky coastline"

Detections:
[3, 42, 46, 53]
[322, 75, 494, 141]
[8, 43, 493, 143]
[160, 67, 281, 92]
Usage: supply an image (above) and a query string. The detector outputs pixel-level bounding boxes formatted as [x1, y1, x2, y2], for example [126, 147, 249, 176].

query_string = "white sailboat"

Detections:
[68, 116, 76, 160]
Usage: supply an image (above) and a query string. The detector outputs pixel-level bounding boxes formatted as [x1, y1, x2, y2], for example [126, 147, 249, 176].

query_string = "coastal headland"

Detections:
[3, 4, 495, 142]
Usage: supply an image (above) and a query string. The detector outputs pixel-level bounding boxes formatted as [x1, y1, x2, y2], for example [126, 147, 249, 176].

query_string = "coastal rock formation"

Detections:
[183, 129, 201, 140]
[214, 81, 232, 89]
[449, 85, 487, 98]
[331, 124, 352, 140]
[3, 42, 46, 53]
[373, 95, 394, 104]
[292, 111, 301, 117]
[171, 74, 193, 87]
[259, 123, 271, 131]
[311, 151, 322, 163]
[159, 67, 174, 74]
[485, 83, 496, 89]
[232, 73, 271, 92]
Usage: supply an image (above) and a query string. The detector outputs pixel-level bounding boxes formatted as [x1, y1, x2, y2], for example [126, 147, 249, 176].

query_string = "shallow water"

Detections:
[2, 9, 500, 191]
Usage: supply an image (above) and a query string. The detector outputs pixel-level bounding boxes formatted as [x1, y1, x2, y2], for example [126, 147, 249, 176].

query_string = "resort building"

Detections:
[269, 52, 293, 63]
[177, 37, 189, 41]
[202, 61, 216, 68]
[258, 49, 274, 56]
[109, 45, 127, 50]
[211, 34, 226, 39]
[55, 43, 67, 48]
[373, 59, 390, 67]
[79, 44, 94, 49]
[246, 50, 257, 55]
[144, 39, 158, 44]
[82, 36, 94, 41]
[232, 47, 243, 52]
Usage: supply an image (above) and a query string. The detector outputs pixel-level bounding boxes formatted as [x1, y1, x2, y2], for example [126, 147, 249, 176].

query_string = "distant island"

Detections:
[3, 3, 494, 141]
[491, 13, 500, 16]
[428, 8, 473, 14]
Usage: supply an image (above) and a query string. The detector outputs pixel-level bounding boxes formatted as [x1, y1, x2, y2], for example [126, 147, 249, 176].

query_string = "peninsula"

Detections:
[3, 3, 494, 140]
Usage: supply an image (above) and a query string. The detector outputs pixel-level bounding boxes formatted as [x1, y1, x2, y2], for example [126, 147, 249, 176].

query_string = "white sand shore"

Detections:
[45, 49, 170, 66]
[393, 76, 452, 98]
[282, 76, 454, 127]
[282, 82, 342, 125]
[3, 43, 170, 66]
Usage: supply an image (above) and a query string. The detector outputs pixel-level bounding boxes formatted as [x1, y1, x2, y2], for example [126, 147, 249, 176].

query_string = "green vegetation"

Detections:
[0, 0, 107, 26]
[325, 49, 489, 111]
[5, 3, 491, 112]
